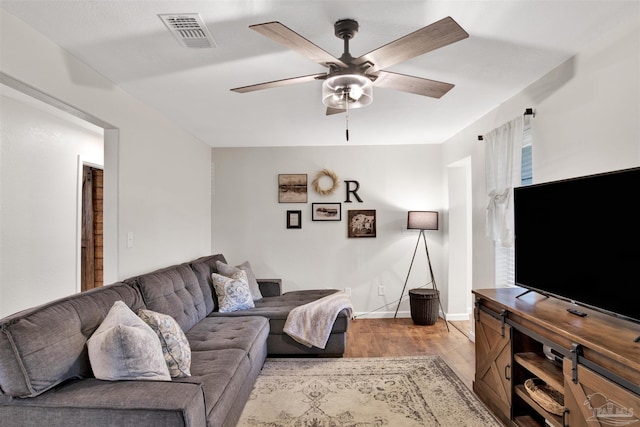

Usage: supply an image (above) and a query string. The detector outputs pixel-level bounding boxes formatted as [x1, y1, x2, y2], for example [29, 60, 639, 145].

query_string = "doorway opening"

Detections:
[2, 72, 118, 314]
[81, 165, 104, 291]
[447, 157, 472, 324]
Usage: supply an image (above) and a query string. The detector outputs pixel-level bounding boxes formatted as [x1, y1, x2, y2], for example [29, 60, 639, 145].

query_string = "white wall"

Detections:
[211, 145, 447, 318]
[0, 90, 104, 316]
[0, 10, 212, 316]
[442, 15, 640, 297]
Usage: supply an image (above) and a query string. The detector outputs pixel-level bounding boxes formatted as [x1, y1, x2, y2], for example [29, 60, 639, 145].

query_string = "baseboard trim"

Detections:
[354, 311, 410, 319]
[354, 311, 470, 321]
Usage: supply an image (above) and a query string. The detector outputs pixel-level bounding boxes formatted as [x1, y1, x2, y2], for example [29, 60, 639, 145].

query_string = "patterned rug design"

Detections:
[238, 356, 501, 427]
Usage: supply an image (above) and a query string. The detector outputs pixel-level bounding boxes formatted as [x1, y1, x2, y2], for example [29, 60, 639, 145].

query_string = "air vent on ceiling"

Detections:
[159, 14, 217, 49]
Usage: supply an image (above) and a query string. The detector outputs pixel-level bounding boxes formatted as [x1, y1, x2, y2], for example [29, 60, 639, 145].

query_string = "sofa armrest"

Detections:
[0, 378, 206, 427]
[258, 279, 282, 297]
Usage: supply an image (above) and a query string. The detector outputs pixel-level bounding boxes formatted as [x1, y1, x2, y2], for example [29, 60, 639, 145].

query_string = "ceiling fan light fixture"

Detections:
[322, 74, 373, 109]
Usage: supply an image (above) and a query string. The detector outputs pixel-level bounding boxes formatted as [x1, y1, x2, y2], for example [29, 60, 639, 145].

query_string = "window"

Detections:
[521, 141, 533, 186]
[495, 123, 532, 287]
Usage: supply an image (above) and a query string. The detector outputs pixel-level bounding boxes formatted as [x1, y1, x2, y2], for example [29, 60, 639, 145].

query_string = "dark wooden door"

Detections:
[81, 166, 103, 291]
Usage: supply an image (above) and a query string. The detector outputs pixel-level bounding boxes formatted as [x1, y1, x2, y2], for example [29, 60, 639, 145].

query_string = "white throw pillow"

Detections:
[215, 260, 263, 301]
[211, 270, 255, 313]
[138, 309, 191, 378]
[88, 301, 170, 381]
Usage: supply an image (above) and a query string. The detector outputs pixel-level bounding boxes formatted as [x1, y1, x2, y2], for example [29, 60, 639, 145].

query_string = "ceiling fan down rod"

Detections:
[334, 19, 359, 63]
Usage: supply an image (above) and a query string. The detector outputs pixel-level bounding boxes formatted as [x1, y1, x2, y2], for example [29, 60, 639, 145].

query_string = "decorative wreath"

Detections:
[312, 169, 340, 195]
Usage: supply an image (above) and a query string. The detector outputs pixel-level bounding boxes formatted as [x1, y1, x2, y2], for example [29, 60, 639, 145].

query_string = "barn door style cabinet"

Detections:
[475, 306, 512, 421]
[473, 288, 640, 427]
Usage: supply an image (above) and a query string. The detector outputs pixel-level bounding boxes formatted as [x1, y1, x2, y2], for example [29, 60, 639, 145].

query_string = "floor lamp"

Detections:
[394, 211, 449, 331]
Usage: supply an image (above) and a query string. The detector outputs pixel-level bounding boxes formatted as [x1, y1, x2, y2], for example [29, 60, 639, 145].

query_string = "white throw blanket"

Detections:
[283, 291, 353, 349]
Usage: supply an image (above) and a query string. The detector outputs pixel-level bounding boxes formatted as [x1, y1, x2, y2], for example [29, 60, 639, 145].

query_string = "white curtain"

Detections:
[484, 116, 525, 247]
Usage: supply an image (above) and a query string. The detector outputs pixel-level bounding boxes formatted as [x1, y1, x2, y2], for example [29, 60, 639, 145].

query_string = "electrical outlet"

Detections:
[344, 287, 352, 296]
[378, 285, 385, 296]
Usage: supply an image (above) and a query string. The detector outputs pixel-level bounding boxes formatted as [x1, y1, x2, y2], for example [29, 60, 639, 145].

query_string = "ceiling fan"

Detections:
[230, 16, 469, 116]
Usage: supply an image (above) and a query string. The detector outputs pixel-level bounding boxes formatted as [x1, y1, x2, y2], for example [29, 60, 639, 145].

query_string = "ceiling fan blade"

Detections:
[354, 16, 468, 72]
[250, 22, 347, 68]
[326, 107, 345, 116]
[374, 71, 455, 98]
[230, 73, 326, 93]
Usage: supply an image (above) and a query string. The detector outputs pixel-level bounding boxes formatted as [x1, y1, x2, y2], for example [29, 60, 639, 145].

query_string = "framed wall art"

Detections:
[312, 203, 341, 221]
[348, 209, 376, 238]
[287, 210, 302, 229]
[278, 174, 308, 203]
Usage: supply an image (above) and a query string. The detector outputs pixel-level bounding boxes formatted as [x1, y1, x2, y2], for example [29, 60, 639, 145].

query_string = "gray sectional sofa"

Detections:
[0, 254, 351, 427]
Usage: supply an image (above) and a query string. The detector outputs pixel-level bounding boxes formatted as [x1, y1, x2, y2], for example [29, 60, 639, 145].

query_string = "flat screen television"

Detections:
[514, 166, 640, 324]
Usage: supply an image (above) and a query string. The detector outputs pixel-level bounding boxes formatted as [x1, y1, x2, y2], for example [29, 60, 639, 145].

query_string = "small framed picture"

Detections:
[287, 210, 302, 229]
[312, 203, 341, 221]
[348, 209, 376, 238]
[278, 174, 308, 203]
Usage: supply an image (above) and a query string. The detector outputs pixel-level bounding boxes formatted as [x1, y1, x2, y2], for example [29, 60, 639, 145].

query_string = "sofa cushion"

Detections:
[211, 271, 254, 313]
[189, 254, 228, 313]
[138, 309, 191, 378]
[88, 301, 170, 381]
[176, 348, 252, 426]
[187, 316, 269, 368]
[215, 260, 263, 301]
[129, 263, 207, 332]
[0, 282, 145, 398]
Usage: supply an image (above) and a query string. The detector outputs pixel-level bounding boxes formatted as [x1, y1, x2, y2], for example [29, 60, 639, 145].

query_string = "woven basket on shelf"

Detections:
[524, 378, 565, 416]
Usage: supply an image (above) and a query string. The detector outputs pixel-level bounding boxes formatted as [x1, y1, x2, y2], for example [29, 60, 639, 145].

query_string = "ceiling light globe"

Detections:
[322, 74, 373, 109]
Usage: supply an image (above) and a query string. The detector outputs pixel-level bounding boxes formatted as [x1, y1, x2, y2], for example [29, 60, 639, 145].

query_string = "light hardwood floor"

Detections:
[343, 318, 475, 390]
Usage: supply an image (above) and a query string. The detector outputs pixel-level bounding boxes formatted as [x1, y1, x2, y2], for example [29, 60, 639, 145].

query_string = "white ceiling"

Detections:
[1, 0, 638, 148]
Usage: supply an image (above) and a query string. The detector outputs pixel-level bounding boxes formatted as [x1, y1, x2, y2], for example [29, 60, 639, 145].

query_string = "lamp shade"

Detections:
[407, 211, 438, 230]
[322, 74, 373, 109]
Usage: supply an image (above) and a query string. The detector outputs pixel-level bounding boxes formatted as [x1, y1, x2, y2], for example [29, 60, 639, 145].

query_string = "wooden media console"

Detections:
[473, 287, 640, 427]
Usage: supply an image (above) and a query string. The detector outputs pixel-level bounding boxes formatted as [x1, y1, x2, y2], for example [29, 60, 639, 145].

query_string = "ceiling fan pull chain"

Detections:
[345, 96, 350, 141]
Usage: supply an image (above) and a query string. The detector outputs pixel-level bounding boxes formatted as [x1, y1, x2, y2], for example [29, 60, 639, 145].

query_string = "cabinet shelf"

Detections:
[514, 385, 562, 427]
[514, 352, 563, 392]
[513, 415, 544, 427]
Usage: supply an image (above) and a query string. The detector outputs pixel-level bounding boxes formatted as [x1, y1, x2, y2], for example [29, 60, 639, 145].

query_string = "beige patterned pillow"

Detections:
[211, 269, 255, 313]
[138, 309, 191, 378]
[215, 260, 263, 301]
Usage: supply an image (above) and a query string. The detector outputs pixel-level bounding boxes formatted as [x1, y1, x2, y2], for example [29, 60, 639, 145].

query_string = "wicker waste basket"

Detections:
[409, 288, 439, 325]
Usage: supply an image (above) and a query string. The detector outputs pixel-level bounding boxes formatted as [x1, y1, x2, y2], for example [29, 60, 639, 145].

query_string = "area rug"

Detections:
[237, 356, 501, 427]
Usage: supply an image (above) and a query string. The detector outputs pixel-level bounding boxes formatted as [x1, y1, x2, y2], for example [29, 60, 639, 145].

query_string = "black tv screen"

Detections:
[514, 167, 640, 323]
